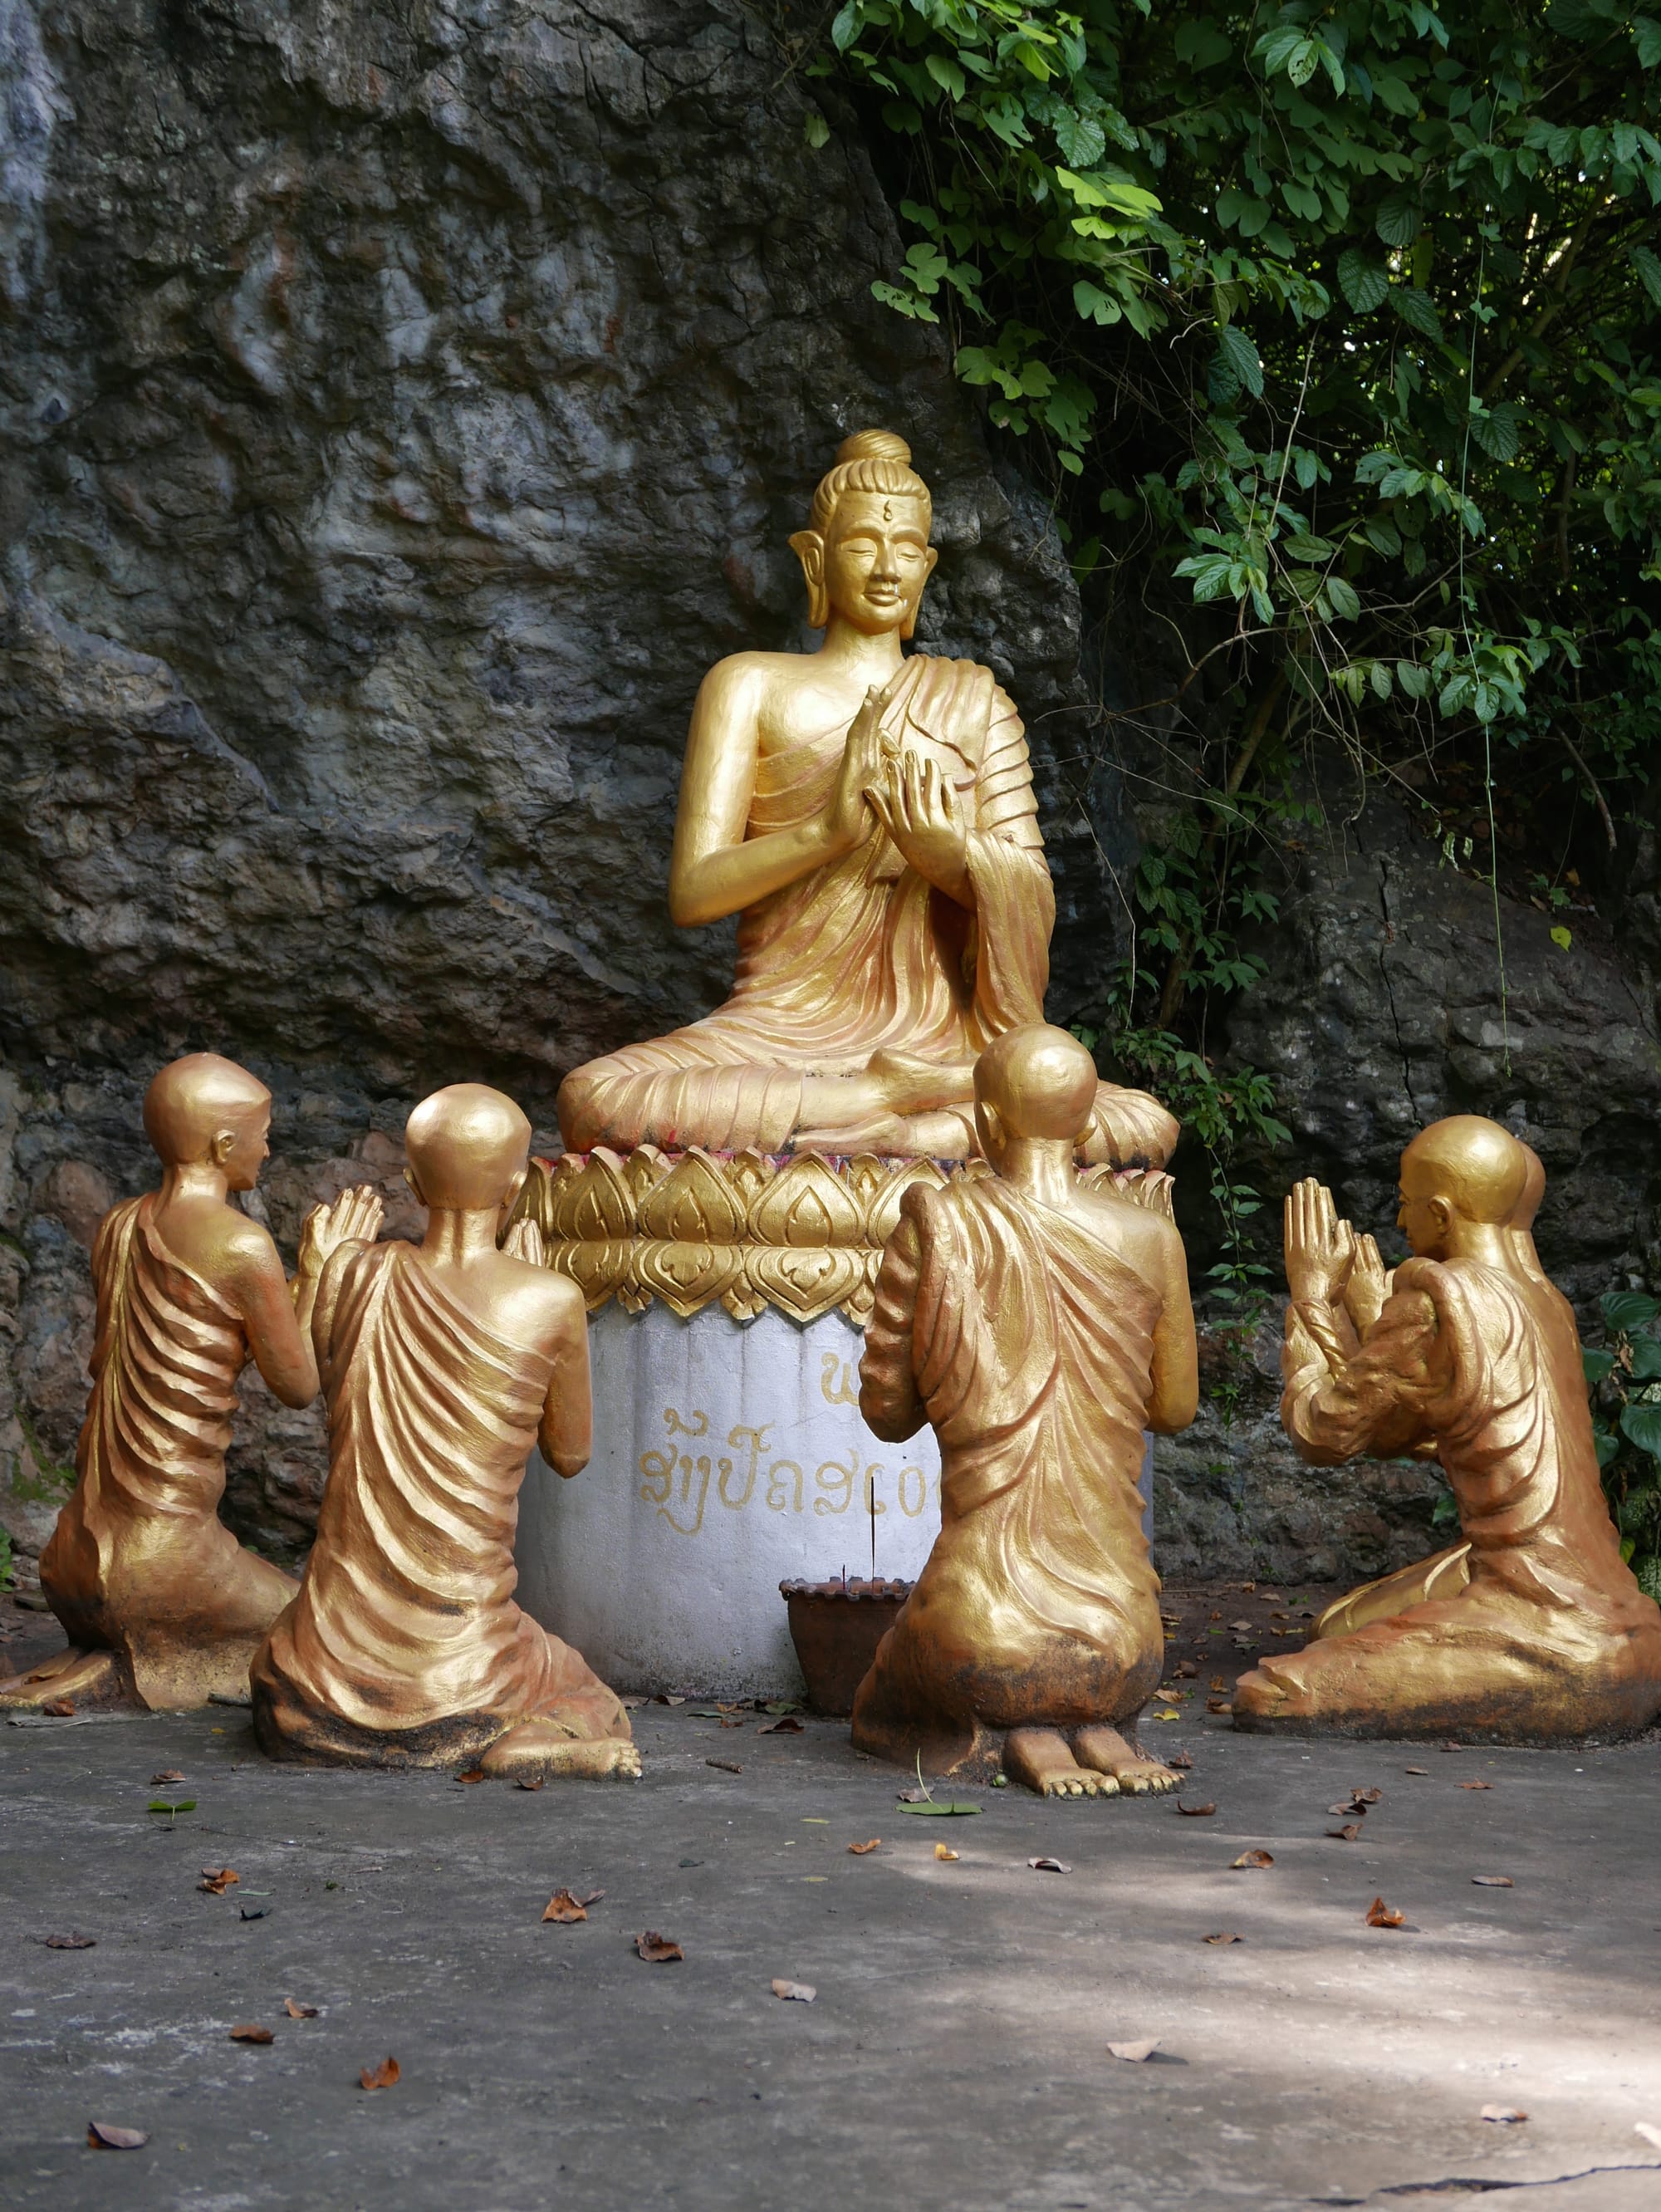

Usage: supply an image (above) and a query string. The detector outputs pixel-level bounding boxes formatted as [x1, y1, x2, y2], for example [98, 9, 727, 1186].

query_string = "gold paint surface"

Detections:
[554, 430, 1174, 1171]
[845, 1027, 1198, 1787]
[250, 1084, 638, 1781]
[1236, 1120, 1661, 1742]
[0, 1052, 383, 1714]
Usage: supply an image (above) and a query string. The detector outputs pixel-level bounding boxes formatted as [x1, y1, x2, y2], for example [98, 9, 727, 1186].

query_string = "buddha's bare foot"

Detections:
[0, 1646, 133, 1711]
[1003, 1726, 1116, 1798]
[796, 1106, 976, 1159]
[1072, 1724, 1178, 1795]
[479, 1723, 642, 1782]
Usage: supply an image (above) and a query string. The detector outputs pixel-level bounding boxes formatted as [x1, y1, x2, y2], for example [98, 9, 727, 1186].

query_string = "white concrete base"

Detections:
[514, 1301, 943, 1696]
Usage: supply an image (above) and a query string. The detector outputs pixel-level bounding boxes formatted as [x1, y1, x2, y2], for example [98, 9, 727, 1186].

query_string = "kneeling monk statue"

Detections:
[1234, 1117, 1661, 1741]
[850, 1025, 1198, 1793]
[556, 429, 1174, 1169]
[252, 1083, 639, 1781]
[0, 1052, 380, 1714]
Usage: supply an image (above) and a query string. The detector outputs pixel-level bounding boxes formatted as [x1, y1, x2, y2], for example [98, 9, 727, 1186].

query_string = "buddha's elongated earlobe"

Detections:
[789, 528, 829, 629]
[899, 544, 939, 640]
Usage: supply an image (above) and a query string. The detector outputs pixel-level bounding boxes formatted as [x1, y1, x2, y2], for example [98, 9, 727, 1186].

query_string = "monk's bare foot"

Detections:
[1072, 1724, 1178, 1795]
[479, 1723, 642, 1782]
[1003, 1726, 1116, 1798]
[0, 1647, 132, 1711]
[1231, 1665, 1291, 1723]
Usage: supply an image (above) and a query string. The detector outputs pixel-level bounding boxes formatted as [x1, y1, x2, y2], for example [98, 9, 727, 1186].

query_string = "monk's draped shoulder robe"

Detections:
[42, 1194, 296, 1709]
[252, 1244, 629, 1766]
[1265, 1255, 1661, 1739]
[557, 656, 1176, 1168]
[850, 1175, 1165, 1773]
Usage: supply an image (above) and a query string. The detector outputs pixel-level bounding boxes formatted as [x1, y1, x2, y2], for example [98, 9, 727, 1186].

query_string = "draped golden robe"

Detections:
[252, 1243, 629, 1765]
[557, 657, 1175, 1168]
[1235, 1257, 1661, 1741]
[40, 1195, 297, 1709]
[850, 1176, 1165, 1773]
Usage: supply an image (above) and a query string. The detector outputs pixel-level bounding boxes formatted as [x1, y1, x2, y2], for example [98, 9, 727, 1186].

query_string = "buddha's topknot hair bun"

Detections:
[808, 428, 931, 536]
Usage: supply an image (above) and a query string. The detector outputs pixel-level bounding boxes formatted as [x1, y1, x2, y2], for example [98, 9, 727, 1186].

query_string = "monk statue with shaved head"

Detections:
[1235, 1116, 1661, 1741]
[251, 1084, 639, 1782]
[0, 1052, 383, 1713]
[850, 1025, 1198, 1795]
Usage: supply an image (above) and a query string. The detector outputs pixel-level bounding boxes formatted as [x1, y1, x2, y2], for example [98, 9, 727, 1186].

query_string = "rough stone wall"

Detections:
[0, 0, 1131, 1572]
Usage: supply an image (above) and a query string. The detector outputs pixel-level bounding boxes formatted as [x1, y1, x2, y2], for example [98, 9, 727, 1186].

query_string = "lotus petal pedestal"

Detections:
[511, 1148, 948, 1695]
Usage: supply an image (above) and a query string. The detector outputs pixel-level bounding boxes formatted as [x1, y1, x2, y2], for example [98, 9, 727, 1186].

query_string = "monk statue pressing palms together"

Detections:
[556, 429, 1174, 1170]
[0, 1053, 381, 1714]
[252, 1084, 638, 1782]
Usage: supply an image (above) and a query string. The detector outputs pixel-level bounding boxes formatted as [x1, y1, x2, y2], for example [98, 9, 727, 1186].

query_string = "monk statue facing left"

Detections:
[849, 1025, 1198, 1793]
[0, 1053, 383, 1714]
[251, 1084, 639, 1782]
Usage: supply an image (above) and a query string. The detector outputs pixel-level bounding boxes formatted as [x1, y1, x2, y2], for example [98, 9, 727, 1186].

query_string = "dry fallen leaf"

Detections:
[86, 2121, 148, 2150]
[1480, 2105, 1527, 2124]
[1327, 1824, 1363, 1842]
[1208, 1675, 1227, 1691]
[637, 1930, 684, 1963]
[360, 2057, 400, 2091]
[1328, 1801, 1366, 1817]
[1228, 1619, 1252, 1632]
[1634, 2121, 1661, 2150]
[228, 2023, 273, 2044]
[847, 1839, 880, 1855]
[1472, 1875, 1513, 1887]
[198, 1867, 239, 1896]
[654, 1694, 687, 1706]
[1365, 1896, 1406, 1928]
[771, 1979, 816, 2002]
[1202, 1932, 1242, 1945]
[516, 1778, 546, 1793]
[543, 1889, 590, 1923]
[1027, 1856, 1071, 1874]
[1175, 1800, 1217, 1817]
[933, 1842, 959, 1861]
[1107, 2038, 1160, 2062]
[1206, 1699, 1232, 1714]
[1350, 1786, 1382, 1804]
[705, 1758, 742, 1775]
[239, 1904, 267, 1922]
[757, 1716, 804, 1734]
[456, 1767, 487, 1785]
[1458, 1779, 1493, 1791]
[41, 1697, 75, 1716]
[1173, 1660, 1198, 1679]
[1404, 1766, 1428, 1775]
[40, 1932, 95, 1950]
[1230, 1849, 1274, 1870]
[1168, 1749, 1195, 1771]
[1439, 1740, 1464, 1753]
[282, 1999, 318, 2020]
[150, 1769, 186, 1786]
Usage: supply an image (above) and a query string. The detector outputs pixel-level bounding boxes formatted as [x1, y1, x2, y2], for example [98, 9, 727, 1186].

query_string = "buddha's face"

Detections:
[818, 492, 937, 635]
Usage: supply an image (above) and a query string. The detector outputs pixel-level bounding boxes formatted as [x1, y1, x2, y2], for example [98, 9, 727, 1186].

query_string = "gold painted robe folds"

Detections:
[850, 1175, 1164, 1773]
[557, 658, 1173, 1167]
[251, 1245, 629, 1764]
[1246, 1254, 1661, 1740]
[41, 1196, 297, 1709]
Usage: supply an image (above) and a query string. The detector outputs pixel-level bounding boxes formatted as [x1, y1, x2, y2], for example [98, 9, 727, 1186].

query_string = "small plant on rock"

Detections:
[1582, 1291, 1661, 1601]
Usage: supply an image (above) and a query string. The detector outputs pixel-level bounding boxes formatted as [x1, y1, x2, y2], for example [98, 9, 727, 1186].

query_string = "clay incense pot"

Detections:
[779, 1577, 913, 1717]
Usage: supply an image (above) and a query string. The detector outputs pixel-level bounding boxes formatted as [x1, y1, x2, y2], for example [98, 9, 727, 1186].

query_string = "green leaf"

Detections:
[1325, 575, 1361, 620]
[1375, 196, 1423, 248]
[1637, 17, 1661, 67]
[147, 1798, 198, 1814]
[1470, 403, 1521, 462]
[1620, 1400, 1661, 1459]
[803, 111, 830, 150]
[1550, 924, 1573, 949]
[1605, 1292, 1661, 1332]
[830, 1, 860, 54]
[925, 53, 966, 103]
[896, 1798, 982, 1816]
[1583, 1346, 1618, 1385]
[1055, 111, 1106, 169]
[1392, 287, 1443, 341]
[1397, 660, 1431, 699]
[1216, 323, 1263, 400]
[1629, 1337, 1661, 1381]
[1337, 252, 1389, 312]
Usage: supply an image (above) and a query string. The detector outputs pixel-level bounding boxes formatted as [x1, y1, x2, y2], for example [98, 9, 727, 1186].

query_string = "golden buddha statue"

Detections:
[0, 1053, 382, 1713]
[848, 1025, 1198, 1793]
[1234, 1118, 1661, 1740]
[251, 1084, 639, 1782]
[556, 429, 1175, 1169]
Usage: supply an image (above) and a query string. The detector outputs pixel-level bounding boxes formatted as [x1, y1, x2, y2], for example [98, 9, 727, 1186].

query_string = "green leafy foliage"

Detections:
[1583, 1290, 1661, 1592]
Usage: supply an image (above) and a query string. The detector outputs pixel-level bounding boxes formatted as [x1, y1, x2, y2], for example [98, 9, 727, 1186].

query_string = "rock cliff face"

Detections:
[3, 1, 1659, 1602]
[0, 0, 1129, 1571]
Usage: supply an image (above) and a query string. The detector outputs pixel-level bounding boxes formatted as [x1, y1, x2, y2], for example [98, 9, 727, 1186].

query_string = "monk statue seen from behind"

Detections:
[251, 1084, 639, 1782]
[1234, 1116, 1661, 1741]
[0, 1053, 382, 1714]
[556, 430, 1174, 1170]
[850, 1026, 1198, 1794]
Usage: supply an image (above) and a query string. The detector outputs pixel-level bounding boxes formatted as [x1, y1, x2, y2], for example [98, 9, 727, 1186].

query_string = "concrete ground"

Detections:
[5, 1660, 1661, 2212]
